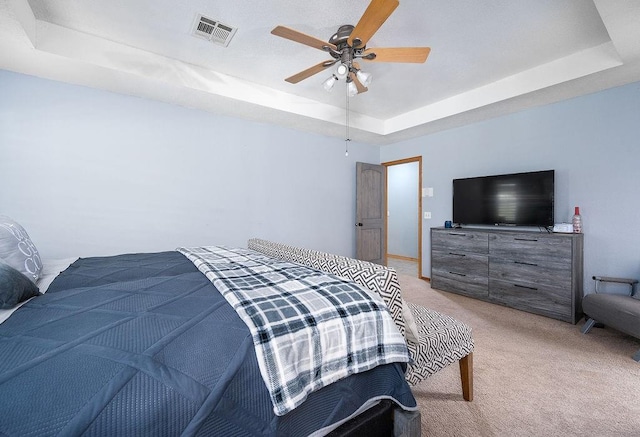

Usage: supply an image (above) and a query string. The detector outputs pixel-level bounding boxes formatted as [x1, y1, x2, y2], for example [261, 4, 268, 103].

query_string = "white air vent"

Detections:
[192, 13, 237, 47]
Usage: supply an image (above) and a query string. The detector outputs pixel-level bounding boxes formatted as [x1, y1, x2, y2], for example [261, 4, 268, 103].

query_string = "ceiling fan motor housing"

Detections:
[329, 25, 355, 46]
[328, 25, 366, 66]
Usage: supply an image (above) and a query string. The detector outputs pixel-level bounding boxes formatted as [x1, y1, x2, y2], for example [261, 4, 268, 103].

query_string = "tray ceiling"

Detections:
[1, 0, 639, 145]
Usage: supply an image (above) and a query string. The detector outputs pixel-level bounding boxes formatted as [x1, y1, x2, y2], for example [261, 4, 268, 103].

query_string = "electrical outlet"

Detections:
[424, 212, 431, 219]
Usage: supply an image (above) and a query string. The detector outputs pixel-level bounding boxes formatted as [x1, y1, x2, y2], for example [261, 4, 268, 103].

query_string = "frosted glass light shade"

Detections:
[347, 80, 358, 97]
[356, 70, 372, 87]
[323, 75, 338, 92]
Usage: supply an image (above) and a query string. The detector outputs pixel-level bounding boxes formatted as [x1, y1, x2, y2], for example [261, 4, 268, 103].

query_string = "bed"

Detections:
[0, 217, 418, 436]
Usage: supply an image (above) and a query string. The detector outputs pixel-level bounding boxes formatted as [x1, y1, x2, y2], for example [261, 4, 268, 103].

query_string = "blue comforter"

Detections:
[0, 251, 416, 436]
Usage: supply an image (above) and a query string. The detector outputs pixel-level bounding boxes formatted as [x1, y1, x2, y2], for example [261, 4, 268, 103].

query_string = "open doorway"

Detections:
[383, 157, 422, 278]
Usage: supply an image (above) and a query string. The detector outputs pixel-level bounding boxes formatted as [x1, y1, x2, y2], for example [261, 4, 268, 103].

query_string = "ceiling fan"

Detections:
[271, 0, 430, 95]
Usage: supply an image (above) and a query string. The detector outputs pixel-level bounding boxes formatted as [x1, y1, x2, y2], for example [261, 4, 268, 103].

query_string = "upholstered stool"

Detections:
[404, 302, 474, 401]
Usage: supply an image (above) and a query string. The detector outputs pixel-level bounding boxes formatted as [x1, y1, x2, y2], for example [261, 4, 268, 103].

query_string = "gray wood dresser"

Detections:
[430, 227, 584, 324]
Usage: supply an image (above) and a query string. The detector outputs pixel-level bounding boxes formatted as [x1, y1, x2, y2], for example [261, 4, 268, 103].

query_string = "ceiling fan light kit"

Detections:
[327, 61, 366, 95]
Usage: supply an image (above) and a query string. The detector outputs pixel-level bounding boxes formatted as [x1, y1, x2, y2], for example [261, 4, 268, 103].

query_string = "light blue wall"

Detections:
[4, 69, 640, 291]
[0, 70, 379, 259]
[387, 162, 419, 258]
[381, 80, 640, 290]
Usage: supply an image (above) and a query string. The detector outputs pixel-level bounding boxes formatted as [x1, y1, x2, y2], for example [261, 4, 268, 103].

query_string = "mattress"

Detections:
[0, 250, 416, 436]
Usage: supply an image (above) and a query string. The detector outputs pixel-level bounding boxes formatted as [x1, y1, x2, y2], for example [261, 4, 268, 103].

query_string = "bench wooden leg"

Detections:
[459, 352, 473, 401]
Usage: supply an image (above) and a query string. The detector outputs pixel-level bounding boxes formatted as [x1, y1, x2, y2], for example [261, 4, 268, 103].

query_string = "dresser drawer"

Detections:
[489, 279, 572, 322]
[433, 250, 488, 277]
[489, 257, 571, 290]
[432, 230, 489, 253]
[432, 250, 488, 298]
[431, 274, 489, 298]
[489, 232, 572, 267]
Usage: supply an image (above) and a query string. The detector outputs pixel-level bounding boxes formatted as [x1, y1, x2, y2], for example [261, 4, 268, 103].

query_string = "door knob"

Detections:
[355, 223, 363, 227]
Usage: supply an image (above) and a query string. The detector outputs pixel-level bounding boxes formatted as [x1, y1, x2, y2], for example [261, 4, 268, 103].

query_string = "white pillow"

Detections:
[402, 299, 421, 344]
[0, 215, 42, 283]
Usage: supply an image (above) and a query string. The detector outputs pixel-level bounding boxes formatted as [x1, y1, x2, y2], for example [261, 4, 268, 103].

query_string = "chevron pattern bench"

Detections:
[247, 238, 474, 401]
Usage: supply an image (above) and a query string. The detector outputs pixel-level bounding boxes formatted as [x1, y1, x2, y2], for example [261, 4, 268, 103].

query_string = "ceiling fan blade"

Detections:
[347, 0, 399, 48]
[362, 47, 431, 63]
[285, 60, 337, 84]
[271, 25, 338, 52]
[349, 72, 368, 94]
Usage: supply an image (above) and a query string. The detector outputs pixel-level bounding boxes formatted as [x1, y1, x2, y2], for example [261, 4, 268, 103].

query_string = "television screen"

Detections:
[453, 170, 554, 227]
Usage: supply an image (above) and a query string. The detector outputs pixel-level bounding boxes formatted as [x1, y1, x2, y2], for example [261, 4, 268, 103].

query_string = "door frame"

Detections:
[383, 156, 423, 279]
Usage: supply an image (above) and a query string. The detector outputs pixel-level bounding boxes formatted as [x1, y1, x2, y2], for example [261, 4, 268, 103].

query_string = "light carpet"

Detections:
[398, 274, 640, 437]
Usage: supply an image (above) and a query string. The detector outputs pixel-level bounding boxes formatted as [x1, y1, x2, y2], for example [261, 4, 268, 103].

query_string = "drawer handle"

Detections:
[448, 233, 467, 237]
[449, 272, 467, 277]
[514, 284, 538, 291]
[449, 252, 466, 257]
[514, 261, 538, 267]
[514, 238, 538, 242]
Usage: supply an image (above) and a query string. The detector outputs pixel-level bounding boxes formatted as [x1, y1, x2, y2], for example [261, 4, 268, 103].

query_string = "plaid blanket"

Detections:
[177, 246, 409, 416]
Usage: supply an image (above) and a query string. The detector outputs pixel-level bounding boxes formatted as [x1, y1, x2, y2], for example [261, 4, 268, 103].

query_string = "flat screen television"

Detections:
[453, 170, 554, 227]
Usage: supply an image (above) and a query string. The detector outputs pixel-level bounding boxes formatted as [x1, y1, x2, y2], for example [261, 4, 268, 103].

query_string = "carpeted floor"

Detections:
[387, 257, 419, 277]
[397, 273, 640, 437]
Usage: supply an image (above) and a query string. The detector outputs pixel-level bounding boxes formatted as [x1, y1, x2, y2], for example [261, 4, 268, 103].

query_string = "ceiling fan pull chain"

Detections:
[345, 81, 350, 157]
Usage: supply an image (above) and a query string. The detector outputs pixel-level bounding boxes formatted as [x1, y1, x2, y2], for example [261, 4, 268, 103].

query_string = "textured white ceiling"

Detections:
[1, 0, 640, 145]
